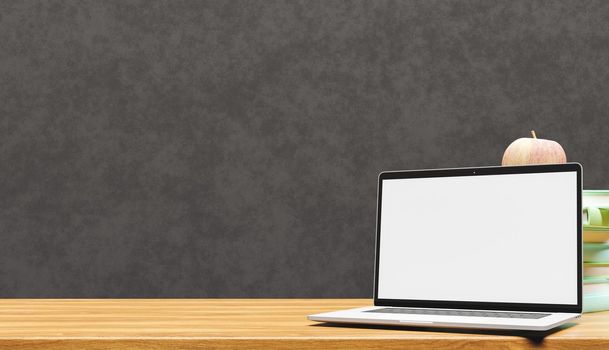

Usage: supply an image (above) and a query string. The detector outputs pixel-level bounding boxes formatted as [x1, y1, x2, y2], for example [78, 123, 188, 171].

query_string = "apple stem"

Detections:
[531, 130, 537, 139]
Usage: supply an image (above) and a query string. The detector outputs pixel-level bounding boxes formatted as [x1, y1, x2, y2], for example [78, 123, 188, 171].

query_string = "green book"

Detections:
[584, 243, 609, 263]
[583, 191, 609, 242]
[584, 293, 609, 313]
[584, 276, 609, 284]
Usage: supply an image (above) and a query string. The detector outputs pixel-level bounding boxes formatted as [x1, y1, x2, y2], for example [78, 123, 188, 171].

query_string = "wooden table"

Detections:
[1, 299, 608, 349]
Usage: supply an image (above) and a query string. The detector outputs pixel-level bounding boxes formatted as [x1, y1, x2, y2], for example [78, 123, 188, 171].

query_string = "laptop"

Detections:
[309, 163, 582, 331]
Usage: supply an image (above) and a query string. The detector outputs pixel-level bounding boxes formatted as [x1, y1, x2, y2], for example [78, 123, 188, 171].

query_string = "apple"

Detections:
[501, 131, 567, 166]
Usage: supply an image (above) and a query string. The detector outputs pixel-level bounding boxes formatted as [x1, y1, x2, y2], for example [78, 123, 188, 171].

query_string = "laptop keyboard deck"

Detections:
[366, 307, 550, 319]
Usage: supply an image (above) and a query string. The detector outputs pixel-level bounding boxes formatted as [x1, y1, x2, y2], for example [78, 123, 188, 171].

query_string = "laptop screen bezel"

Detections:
[373, 163, 582, 313]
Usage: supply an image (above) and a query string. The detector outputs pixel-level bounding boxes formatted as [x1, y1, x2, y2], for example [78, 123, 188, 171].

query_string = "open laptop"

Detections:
[309, 163, 582, 331]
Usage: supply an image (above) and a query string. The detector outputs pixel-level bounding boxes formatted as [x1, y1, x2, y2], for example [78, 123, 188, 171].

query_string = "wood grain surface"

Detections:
[0, 299, 608, 349]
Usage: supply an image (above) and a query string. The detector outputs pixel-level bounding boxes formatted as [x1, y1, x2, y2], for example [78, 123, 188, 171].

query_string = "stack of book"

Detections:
[583, 190, 609, 313]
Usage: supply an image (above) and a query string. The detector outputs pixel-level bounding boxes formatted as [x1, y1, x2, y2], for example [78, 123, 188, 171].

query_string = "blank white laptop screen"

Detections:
[377, 171, 578, 305]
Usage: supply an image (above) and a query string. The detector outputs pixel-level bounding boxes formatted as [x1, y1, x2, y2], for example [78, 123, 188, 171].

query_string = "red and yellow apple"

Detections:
[501, 131, 566, 166]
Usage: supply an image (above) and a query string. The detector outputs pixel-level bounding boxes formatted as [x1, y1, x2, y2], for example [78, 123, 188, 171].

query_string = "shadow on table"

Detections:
[311, 321, 577, 344]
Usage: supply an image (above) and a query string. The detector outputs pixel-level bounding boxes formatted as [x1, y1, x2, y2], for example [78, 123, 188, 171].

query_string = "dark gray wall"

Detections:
[1, 0, 608, 297]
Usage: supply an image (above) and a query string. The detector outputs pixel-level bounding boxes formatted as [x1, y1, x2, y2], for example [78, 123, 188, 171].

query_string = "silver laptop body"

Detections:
[309, 164, 582, 331]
